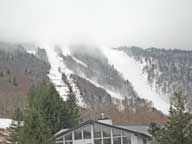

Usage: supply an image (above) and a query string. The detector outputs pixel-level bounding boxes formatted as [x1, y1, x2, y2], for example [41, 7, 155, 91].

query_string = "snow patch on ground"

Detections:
[102, 47, 170, 114]
[0, 119, 12, 129]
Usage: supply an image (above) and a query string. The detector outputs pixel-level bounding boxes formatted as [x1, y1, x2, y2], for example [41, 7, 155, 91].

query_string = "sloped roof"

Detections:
[117, 125, 150, 136]
[55, 120, 151, 139]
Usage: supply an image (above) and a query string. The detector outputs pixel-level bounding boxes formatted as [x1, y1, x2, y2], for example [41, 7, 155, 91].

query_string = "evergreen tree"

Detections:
[148, 91, 192, 144]
[21, 106, 51, 144]
[20, 81, 80, 143]
[66, 85, 80, 128]
[41, 84, 68, 134]
[21, 81, 51, 144]
[7, 107, 23, 144]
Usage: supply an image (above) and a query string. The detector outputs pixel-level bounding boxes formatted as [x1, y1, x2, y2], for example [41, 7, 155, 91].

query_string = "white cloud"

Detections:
[0, 0, 192, 49]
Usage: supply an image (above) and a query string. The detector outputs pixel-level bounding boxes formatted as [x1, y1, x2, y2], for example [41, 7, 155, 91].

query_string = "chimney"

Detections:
[97, 113, 112, 125]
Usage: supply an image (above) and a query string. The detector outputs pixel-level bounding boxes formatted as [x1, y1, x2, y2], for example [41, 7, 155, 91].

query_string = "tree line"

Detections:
[148, 92, 192, 144]
[7, 81, 79, 144]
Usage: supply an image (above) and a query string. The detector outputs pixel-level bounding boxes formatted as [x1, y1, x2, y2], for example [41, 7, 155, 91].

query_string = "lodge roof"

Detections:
[55, 120, 151, 139]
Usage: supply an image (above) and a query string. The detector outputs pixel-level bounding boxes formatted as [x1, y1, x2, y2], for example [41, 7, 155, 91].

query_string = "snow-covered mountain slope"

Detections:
[42, 44, 86, 107]
[118, 46, 192, 110]
[39, 44, 169, 120]
[0, 42, 169, 124]
[102, 47, 170, 114]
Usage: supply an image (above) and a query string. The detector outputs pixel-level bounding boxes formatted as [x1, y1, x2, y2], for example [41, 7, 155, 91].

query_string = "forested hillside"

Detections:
[119, 46, 192, 109]
[0, 42, 50, 118]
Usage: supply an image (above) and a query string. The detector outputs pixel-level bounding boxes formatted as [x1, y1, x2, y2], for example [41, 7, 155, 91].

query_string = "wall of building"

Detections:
[55, 122, 150, 144]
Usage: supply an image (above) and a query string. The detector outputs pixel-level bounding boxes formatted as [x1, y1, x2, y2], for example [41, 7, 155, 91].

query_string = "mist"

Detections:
[0, 0, 192, 49]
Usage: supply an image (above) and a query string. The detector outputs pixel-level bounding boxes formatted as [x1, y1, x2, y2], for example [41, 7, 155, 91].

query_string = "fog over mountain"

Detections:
[0, 0, 192, 129]
[0, 0, 192, 49]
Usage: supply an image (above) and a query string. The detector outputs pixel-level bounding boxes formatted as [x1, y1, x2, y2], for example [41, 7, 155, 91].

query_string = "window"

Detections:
[64, 133, 73, 144]
[103, 138, 111, 144]
[83, 125, 91, 139]
[65, 142, 72, 144]
[112, 129, 121, 137]
[122, 131, 131, 138]
[122, 137, 131, 144]
[65, 133, 72, 141]
[74, 128, 82, 140]
[113, 137, 121, 144]
[93, 124, 102, 138]
[122, 131, 131, 144]
[94, 139, 102, 144]
[102, 126, 111, 138]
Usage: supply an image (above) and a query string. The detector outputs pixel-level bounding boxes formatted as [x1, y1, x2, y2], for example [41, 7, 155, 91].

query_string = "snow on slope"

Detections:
[81, 76, 125, 110]
[0, 119, 12, 129]
[42, 44, 86, 107]
[44, 45, 70, 101]
[71, 56, 88, 68]
[26, 49, 36, 55]
[102, 47, 170, 114]
[79, 75, 124, 100]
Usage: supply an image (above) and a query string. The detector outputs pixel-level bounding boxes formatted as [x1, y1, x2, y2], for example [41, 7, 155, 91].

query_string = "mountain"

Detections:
[42, 44, 167, 124]
[0, 42, 50, 118]
[118, 46, 192, 109]
[3, 42, 189, 125]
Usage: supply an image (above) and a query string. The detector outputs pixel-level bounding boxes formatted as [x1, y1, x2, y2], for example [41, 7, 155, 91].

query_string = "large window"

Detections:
[112, 128, 121, 144]
[102, 126, 111, 144]
[93, 124, 102, 138]
[112, 129, 121, 137]
[103, 138, 111, 144]
[122, 131, 131, 144]
[102, 126, 111, 138]
[94, 139, 102, 144]
[83, 125, 91, 139]
[65, 142, 72, 144]
[64, 133, 73, 144]
[65, 133, 72, 141]
[74, 128, 82, 140]
[122, 137, 131, 144]
[113, 137, 121, 144]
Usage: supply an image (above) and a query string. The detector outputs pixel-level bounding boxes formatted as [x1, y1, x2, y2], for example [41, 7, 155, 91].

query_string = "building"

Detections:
[54, 115, 151, 144]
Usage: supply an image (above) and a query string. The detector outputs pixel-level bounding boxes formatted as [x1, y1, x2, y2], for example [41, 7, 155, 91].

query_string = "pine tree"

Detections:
[148, 91, 192, 144]
[66, 85, 80, 128]
[42, 83, 68, 134]
[21, 81, 52, 144]
[20, 81, 78, 143]
[21, 106, 51, 144]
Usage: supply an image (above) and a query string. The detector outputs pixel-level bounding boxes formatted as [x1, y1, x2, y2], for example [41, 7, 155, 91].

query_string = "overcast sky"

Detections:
[0, 0, 192, 49]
